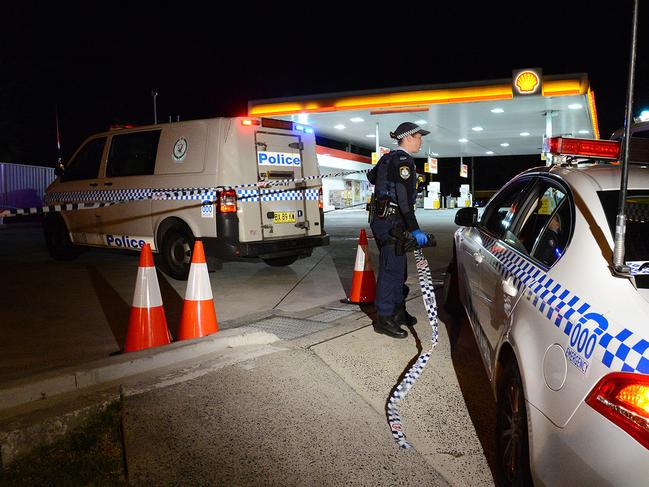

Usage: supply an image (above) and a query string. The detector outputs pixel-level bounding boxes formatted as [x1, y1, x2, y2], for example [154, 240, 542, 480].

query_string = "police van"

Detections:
[43, 117, 328, 279]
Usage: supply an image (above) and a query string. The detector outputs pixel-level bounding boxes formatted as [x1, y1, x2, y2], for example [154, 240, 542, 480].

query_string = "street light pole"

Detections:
[151, 89, 158, 124]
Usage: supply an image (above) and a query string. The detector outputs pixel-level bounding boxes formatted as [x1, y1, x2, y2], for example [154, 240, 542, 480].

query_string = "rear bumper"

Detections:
[204, 213, 329, 260]
[204, 234, 329, 260]
[528, 401, 648, 486]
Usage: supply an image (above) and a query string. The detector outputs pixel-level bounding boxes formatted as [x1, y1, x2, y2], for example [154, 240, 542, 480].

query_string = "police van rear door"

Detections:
[255, 130, 307, 239]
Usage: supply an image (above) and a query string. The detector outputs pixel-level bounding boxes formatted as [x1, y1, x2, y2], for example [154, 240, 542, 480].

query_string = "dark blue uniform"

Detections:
[367, 149, 420, 317]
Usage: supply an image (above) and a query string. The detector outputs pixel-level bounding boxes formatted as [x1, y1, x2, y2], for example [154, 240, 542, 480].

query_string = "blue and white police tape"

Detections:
[386, 248, 439, 449]
[0, 168, 371, 218]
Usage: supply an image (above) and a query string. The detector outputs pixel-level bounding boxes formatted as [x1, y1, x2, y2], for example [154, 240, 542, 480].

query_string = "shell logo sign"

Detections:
[512, 68, 543, 97]
[515, 71, 539, 93]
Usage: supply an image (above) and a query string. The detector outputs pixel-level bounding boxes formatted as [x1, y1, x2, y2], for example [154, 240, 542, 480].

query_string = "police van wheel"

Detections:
[496, 360, 532, 487]
[160, 224, 194, 280]
[263, 255, 298, 267]
[43, 214, 81, 261]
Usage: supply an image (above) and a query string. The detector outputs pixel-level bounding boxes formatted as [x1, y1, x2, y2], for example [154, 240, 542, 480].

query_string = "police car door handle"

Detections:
[502, 276, 518, 297]
[89, 182, 98, 187]
[473, 251, 483, 264]
[288, 142, 304, 150]
[103, 182, 113, 186]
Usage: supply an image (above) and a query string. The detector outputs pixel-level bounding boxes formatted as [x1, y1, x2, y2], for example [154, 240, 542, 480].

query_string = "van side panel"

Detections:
[155, 122, 207, 174]
[150, 121, 217, 246]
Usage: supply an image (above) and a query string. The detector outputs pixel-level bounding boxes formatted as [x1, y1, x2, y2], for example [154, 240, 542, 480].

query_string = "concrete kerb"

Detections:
[0, 328, 279, 413]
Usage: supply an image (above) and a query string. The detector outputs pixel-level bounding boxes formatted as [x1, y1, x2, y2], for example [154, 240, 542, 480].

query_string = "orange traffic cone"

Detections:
[178, 241, 219, 340]
[341, 228, 376, 304]
[124, 244, 172, 352]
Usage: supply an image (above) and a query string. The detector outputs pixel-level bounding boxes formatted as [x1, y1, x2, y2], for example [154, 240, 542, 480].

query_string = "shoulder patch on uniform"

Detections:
[399, 166, 411, 179]
[399, 156, 407, 161]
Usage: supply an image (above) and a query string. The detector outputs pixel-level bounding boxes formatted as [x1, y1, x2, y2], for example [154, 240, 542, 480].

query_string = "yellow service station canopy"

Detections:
[248, 70, 599, 158]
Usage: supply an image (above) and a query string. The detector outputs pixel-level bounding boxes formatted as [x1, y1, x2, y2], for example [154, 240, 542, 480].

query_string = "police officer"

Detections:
[367, 122, 430, 338]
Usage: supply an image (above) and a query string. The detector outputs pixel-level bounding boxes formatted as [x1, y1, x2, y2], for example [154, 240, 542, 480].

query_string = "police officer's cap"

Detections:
[389, 122, 430, 140]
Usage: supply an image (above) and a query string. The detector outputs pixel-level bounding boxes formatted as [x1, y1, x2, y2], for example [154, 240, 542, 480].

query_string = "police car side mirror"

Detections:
[455, 207, 478, 227]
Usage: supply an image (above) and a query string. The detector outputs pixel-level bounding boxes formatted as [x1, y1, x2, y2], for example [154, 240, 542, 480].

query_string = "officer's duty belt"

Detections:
[385, 203, 401, 218]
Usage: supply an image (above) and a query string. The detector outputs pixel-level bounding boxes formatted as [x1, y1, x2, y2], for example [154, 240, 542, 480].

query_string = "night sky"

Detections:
[2, 1, 648, 189]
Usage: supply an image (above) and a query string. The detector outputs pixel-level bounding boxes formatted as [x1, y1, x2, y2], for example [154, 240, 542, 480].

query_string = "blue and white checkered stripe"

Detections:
[626, 261, 649, 275]
[6, 202, 119, 216]
[44, 188, 218, 205]
[4, 168, 369, 217]
[479, 233, 649, 374]
[236, 188, 319, 203]
[387, 249, 439, 449]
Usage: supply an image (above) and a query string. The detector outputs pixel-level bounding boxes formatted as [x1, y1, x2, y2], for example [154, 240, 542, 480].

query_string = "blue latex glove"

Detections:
[412, 229, 428, 246]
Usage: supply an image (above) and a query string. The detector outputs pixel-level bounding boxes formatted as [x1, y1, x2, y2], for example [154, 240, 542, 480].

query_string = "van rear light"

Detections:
[318, 187, 323, 209]
[241, 119, 260, 126]
[586, 372, 649, 449]
[218, 189, 238, 213]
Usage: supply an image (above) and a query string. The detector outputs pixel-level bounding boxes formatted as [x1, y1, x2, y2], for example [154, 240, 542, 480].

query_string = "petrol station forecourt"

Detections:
[249, 69, 598, 208]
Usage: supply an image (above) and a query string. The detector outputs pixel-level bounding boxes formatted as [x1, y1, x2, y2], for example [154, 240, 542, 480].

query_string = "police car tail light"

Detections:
[586, 372, 649, 449]
[546, 137, 621, 160]
[318, 187, 323, 209]
[218, 189, 237, 213]
[241, 119, 260, 126]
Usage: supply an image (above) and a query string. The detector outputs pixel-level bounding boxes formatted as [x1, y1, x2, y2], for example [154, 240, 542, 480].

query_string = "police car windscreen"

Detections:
[599, 190, 649, 286]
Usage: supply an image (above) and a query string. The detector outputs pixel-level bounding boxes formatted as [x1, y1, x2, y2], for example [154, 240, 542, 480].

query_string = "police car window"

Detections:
[61, 137, 106, 182]
[511, 183, 567, 255]
[480, 179, 531, 238]
[106, 130, 161, 178]
[531, 199, 571, 267]
[598, 190, 649, 287]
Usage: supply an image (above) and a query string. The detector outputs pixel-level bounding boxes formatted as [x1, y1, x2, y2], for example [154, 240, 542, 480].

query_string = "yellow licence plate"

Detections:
[274, 211, 296, 223]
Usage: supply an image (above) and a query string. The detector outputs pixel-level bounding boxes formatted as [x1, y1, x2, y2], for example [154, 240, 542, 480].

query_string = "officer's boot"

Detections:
[373, 314, 408, 339]
[394, 303, 417, 327]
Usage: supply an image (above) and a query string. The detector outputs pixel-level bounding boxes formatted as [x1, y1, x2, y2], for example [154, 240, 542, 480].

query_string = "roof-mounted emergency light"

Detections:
[241, 119, 260, 126]
[546, 137, 621, 160]
[261, 118, 294, 130]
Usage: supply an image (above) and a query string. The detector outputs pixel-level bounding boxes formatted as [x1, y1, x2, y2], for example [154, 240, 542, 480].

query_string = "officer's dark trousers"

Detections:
[370, 217, 409, 316]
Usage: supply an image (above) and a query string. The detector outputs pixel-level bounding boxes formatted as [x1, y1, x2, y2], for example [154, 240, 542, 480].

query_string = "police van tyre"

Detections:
[159, 223, 195, 280]
[496, 359, 533, 487]
[263, 255, 299, 267]
[43, 213, 82, 261]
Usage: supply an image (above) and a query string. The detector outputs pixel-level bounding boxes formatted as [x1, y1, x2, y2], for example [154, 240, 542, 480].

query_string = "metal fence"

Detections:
[0, 162, 55, 212]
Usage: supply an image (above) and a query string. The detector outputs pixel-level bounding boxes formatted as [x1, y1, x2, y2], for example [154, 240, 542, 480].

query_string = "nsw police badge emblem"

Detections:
[173, 137, 188, 162]
[399, 166, 411, 179]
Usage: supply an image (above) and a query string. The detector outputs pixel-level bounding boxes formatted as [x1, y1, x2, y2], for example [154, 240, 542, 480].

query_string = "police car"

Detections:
[447, 131, 649, 485]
